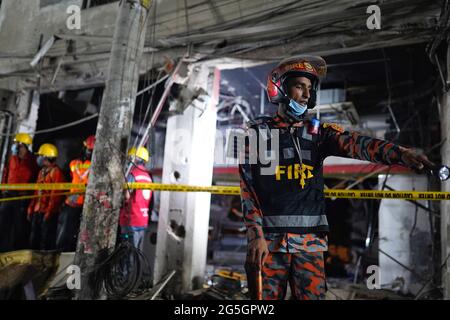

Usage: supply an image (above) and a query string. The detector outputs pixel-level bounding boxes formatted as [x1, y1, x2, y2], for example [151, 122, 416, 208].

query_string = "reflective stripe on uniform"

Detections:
[263, 214, 328, 228]
[134, 175, 152, 182]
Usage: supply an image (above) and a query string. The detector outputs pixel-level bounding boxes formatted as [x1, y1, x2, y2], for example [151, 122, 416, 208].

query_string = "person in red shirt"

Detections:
[28, 143, 65, 250]
[0, 133, 38, 252]
[56, 135, 95, 252]
[119, 146, 153, 251]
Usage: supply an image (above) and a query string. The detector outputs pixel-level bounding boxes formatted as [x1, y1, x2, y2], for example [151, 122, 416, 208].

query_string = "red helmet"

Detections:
[84, 135, 96, 150]
[267, 55, 327, 108]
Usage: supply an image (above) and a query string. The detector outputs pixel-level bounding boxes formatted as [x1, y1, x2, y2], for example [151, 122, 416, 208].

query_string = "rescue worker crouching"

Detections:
[0, 133, 38, 252]
[240, 56, 434, 300]
[119, 146, 153, 252]
[28, 143, 65, 250]
[56, 135, 95, 252]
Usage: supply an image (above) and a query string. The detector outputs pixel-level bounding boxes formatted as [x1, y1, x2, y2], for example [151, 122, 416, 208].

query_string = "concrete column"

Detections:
[15, 90, 39, 136]
[440, 44, 450, 300]
[378, 175, 432, 295]
[154, 65, 220, 296]
[75, 0, 150, 299]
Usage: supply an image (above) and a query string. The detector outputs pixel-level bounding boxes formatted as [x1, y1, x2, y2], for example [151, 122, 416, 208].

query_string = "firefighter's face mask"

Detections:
[37, 156, 45, 167]
[84, 148, 93, 159]
[11, 143, 19, 156]
[288, 99, 307, 116]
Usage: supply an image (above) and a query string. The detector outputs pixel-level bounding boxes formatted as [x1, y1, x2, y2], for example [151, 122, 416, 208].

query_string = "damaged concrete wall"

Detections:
[154, 64, 220, 295]
[378, 175, 433, 296]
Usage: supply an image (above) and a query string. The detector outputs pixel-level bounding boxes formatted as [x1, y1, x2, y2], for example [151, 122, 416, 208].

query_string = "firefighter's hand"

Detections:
[246, 227, 268, 270]
[400, 147, 435, 172]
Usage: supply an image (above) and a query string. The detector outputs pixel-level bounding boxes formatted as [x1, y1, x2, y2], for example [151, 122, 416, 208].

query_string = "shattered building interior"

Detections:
[0, 0, 450, 302]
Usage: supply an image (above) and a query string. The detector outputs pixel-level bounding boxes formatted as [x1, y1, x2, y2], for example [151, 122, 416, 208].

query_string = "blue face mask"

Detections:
[37, 156, 45, 167]
[288, 99, 308, 116]
[11, 144, 18, 156]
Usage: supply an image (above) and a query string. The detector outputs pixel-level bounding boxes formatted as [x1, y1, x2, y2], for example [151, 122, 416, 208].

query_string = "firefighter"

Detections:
[119, 146, 153, 251]
[0, 133, 38, 252]
[239, 56, 433, 300]
[56, 135, 95, 252]
[28, 143, 65, 250]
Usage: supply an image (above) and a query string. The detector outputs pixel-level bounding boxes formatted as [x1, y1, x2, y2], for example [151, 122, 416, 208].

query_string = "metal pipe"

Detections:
[0, 111, 13, 180]
[0, 115, 6, 178]
[150, 270, 177, 300]
[126, 58, 185, 176]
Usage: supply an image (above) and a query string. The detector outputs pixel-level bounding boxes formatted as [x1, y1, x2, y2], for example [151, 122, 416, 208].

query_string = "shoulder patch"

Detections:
[322, 123, 344, 133]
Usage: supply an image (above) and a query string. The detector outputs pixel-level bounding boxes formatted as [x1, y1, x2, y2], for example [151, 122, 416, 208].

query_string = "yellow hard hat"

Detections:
[36, 143, 58, 158]
[128, 146, 149, 162]
[14, 133, 33, 145]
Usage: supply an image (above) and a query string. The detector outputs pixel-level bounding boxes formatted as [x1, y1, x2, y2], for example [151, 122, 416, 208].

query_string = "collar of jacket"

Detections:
[42, 163, 58, 174]
[15, 151, 33, 162]
[272, 112, 304, 128]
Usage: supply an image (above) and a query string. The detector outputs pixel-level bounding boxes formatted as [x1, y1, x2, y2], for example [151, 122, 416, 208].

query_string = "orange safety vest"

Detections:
[65, 159, 91, 207]
[28, 164, 65, 217]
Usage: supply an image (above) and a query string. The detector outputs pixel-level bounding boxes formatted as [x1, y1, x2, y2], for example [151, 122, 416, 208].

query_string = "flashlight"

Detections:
[427, 164, 450, 181]
[438, 165, 450, 181]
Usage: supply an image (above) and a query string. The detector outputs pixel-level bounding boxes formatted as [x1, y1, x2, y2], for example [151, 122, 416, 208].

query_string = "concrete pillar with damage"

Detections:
[74, 0, 151, 299]
[378, 175, 433, 295]
[441, 43, 450, 300]
[153, 64, 220, 296]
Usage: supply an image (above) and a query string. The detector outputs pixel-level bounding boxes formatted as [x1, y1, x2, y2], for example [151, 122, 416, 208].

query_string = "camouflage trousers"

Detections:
[247, 251, 326, 300]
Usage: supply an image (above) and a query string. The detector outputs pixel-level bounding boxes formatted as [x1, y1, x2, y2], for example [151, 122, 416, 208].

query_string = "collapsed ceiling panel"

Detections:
[0, 0, 442, 92]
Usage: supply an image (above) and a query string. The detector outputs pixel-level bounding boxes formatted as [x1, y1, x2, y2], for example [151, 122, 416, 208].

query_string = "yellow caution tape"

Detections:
[0, 183, 450, 201]
[323, 189, 450, 201]
[0, 183, 85, 191]
[126, 183, 241, 195]
[0, 192, 82, 203]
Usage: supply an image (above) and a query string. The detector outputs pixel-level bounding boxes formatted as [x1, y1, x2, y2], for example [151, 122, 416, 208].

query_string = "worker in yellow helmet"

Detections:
[0, 133, 38, 252]
[119, 146, 153, 252]
[27, 143, 65, 250]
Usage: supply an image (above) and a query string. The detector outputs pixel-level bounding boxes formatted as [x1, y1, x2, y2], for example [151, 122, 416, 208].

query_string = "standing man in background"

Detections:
[56, 135, 95, 252]
[28, 143, 65, 251]
[0, 133, 38, 252]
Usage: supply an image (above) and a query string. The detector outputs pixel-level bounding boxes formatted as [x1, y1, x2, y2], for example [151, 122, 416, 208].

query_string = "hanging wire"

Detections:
[381, 49, 401, 140]
[0, 113, 99, 137]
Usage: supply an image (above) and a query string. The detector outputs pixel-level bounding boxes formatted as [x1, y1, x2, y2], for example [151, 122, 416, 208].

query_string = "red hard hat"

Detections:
[266, 55, 327, 107]
[84, 135, 96, 150]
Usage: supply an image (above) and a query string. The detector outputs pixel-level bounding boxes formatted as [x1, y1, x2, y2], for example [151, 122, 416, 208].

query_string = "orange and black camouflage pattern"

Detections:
[253, 251, 326, 300]
[240, 113, 409, 300]
[239, 113, 406, 250]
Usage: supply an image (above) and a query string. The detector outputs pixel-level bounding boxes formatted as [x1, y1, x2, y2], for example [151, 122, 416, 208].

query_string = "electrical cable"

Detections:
[0, 113, 99, 137]
[93, 239, 151, 299]
[409, 191, 419, 237]
[155, 0, 298, 31]
[83, 138, 153, 299]
[381, 49, 401, 141]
